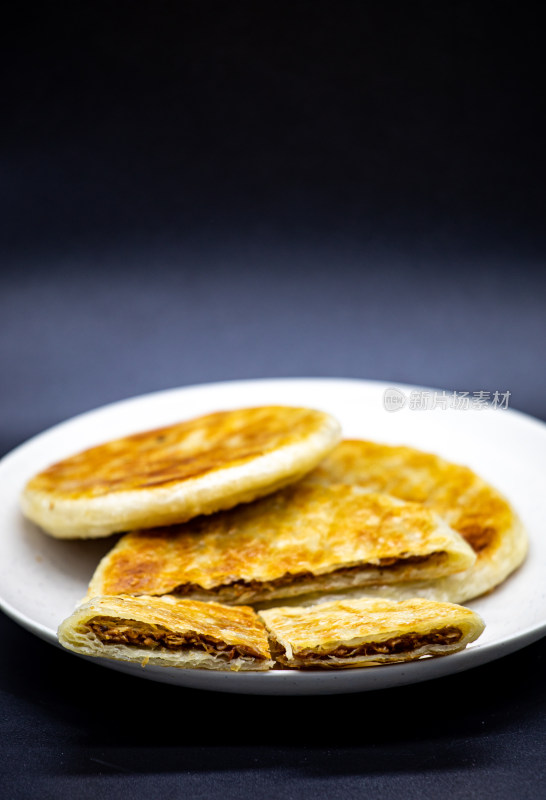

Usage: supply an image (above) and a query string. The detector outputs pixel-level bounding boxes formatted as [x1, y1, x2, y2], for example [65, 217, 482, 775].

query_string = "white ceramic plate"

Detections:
[1, 378, 545, 695]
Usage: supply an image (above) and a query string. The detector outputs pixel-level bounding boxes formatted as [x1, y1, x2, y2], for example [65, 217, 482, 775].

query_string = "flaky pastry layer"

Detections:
[21, 406, 341, 538]
[58, 594, 273, 671]
[88, 484, 476, 604]
[259, 597, 485, 669]
[303, 440, 527, 603]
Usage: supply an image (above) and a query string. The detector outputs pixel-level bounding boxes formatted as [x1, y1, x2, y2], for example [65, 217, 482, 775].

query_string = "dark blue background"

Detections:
[1, 3, 545, 798]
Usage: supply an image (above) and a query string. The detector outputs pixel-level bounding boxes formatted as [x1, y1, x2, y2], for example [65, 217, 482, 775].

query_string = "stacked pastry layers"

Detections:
[22, 408, 527, 670]
[58, 594, 485, 671]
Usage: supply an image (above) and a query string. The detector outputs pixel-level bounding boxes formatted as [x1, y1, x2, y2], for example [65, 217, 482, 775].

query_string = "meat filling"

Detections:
[87, 616, 264, 661]
[173, 554, 445, 600]
[276, 626, 463, 664]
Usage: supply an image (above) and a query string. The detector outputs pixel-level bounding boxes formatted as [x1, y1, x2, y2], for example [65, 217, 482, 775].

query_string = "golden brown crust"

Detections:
[302, 440, 527, 603]
[21, 406, 341, 539]
[259, 597, 485, 668]
[58, 594, 273, 671]
[87, 484, 476, 604]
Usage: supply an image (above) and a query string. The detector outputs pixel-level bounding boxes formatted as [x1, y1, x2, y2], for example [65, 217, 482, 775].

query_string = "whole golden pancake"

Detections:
[303, 440, 527, 603]
[87, 483, 476, 604]
[21, 406, 341, 539]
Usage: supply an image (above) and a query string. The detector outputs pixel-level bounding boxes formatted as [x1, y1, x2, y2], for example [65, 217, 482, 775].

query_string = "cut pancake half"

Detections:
[88, 483, 476, 605]
[21, 406, 341, 539]
[259, 597, 485, 669]
[58, 594, 273, 671]
[303, 440, 527, 603]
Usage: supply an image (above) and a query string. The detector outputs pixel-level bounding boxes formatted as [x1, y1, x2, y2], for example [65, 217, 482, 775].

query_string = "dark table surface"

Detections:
[1, 3, 545, 798]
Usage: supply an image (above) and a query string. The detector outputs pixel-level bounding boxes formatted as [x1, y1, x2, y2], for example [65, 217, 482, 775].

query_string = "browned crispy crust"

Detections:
[259, 597, 485, 668]
[302, 440, 527, 603]
[306, 440, 513, 555]
[87, 483, 475, 604]
[58, 594, 273, 670]
[21, 406, 341, 538]
[32, 408, 329, 499]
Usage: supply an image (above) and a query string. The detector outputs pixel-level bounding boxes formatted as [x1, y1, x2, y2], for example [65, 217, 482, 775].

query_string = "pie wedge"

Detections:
[87, 483, 476, 605]
[303, 440, 527, 603]
[58, 594, 273, 671]
[259, 597, 485, 669]
[21, 405, 341, 539]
